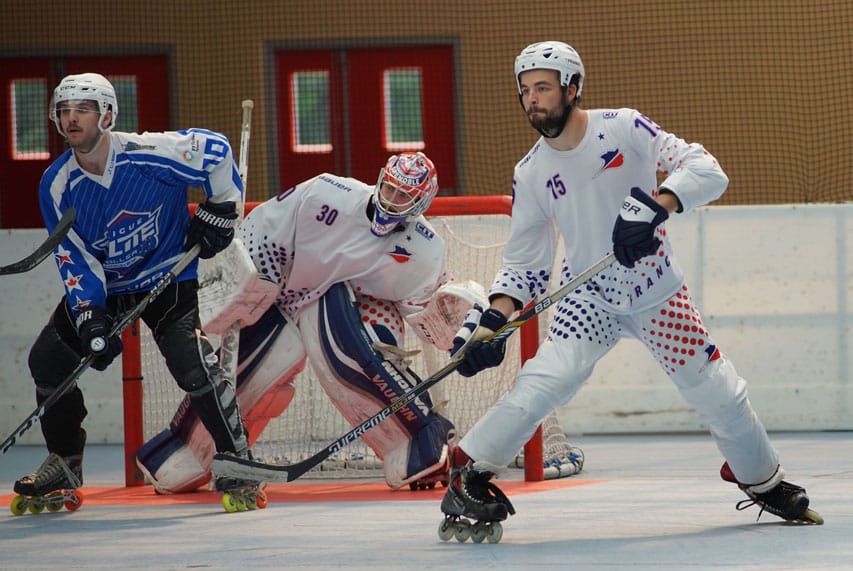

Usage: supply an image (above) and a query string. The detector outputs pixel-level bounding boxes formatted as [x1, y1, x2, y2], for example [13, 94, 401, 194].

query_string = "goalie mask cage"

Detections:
[120, 195, 570, 486]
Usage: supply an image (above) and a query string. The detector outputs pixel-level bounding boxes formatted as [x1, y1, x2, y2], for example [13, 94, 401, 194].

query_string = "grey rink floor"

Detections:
[1, 432, 851, 571]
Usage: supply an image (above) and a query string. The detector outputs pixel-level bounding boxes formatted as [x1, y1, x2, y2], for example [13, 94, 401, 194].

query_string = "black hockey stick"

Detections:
[0, 245, 200, 456]
[211, 251, 617, 483]
[0, 207, 76, 276]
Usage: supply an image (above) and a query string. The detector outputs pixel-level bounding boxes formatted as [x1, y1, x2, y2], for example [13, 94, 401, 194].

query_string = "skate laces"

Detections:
[737, 480, 808, 521]
[457, 468, 493, 504]
[457, 468, 516, 516]
[32, 453, 82, 488]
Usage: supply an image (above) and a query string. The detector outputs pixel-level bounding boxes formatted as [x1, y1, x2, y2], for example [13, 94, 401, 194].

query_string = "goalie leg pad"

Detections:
[136, 305, 305, 493]
[299, 282, 456, 489]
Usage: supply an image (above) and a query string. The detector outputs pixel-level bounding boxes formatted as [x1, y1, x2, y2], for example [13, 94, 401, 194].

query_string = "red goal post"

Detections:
[120, 195, 546, 486]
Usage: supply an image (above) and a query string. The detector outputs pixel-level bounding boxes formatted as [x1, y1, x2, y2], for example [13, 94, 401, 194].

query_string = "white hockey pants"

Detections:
[459, 284, 780, 485]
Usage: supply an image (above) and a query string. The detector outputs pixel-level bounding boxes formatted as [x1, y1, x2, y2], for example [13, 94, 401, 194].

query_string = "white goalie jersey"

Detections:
[237, 173, 451, 323]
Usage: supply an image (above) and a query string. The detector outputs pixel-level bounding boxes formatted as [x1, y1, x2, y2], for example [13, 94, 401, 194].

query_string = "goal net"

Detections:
[120, 195, 582, 484]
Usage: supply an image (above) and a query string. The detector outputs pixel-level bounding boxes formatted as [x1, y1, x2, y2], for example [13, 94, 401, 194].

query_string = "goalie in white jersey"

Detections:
[139, 152, 480, 492]
[440, 41, 817, 529]
[14, 73, 257, 503]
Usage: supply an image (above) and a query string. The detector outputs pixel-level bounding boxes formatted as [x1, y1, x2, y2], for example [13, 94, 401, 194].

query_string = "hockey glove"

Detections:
[186, 200, 238, 259]
[612, 187, 669, 268]
[450, 305, 508, 378]
[76, 305, 123, 371]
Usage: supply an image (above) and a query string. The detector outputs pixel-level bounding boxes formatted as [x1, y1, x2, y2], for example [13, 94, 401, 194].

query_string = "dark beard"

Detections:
[528, 105, 571, 138]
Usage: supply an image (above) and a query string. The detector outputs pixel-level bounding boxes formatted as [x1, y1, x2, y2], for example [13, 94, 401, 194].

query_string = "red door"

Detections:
[0, 55, 169, 228]
[275, 44, 458, 194]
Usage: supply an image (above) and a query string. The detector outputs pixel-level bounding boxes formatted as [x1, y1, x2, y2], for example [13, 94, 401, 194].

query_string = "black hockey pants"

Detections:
[28, 280, 248, 458]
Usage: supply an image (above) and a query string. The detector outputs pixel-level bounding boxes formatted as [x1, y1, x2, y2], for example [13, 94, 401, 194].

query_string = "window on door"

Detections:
[275, 44, 457, 194]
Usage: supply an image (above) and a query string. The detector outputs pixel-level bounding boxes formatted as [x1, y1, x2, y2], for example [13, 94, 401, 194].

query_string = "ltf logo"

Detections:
[99, 207, 162, 272]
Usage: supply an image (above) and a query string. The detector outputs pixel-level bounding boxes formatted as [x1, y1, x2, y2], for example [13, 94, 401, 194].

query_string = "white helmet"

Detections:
[49, 73, 118, 136]
[514, 41, 585, 98]
[370, 152, 439, 237]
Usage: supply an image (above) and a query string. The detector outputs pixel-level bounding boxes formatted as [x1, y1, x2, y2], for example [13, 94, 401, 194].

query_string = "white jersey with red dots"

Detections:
[489, 107, 728, 319]
[460, 108, 781, 488]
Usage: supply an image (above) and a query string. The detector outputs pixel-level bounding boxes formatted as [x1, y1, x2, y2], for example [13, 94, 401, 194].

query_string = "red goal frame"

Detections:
[120, 195, 544, 486]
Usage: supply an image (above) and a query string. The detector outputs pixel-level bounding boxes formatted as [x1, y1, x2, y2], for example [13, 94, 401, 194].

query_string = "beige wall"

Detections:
[4, 0, 851, 204]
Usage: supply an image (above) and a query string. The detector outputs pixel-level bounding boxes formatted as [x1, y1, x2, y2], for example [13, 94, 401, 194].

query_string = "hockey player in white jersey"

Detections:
[438, 41, 821, 541]
[138, 152, 477, 492]
[11, 73, 260, 513]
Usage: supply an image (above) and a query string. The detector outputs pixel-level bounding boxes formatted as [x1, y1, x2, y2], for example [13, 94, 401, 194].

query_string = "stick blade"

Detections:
[0, 207, 76, 275]
[211, 453, 300, 484]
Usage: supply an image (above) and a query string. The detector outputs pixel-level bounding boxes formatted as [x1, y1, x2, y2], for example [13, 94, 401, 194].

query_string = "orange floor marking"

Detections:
[2, 478, 603, 507]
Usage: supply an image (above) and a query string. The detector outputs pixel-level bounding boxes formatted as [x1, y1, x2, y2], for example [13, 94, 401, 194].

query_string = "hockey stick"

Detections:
[0, 207, 76, 276]
[0, 244, 200, 455]
[218, 99, 253, 381]
[211, 251, 617, 483]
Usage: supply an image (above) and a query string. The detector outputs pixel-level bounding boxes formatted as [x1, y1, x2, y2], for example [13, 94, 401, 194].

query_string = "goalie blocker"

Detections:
[138, 278, 483, 492]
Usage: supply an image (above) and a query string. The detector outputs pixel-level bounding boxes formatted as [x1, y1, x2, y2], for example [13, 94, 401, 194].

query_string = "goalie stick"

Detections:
[0, 207, 76, 276]
[211, 251, 617, 483]
[0, 244, 200, 455]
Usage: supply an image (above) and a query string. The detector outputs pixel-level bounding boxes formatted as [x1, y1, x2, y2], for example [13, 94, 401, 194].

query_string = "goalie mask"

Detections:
[370, 152, 439, 237]
[49, 73, 118, 137]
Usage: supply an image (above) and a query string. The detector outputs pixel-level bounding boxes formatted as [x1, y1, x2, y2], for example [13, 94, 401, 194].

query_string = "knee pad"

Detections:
[299, 282, 455, 489]
[29, 321, 81, 395]
[137, 306, 305, 493]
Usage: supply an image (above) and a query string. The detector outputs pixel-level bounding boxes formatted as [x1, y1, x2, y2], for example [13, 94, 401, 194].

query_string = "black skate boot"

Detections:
[11, 453, 84, 515]
[721, 462, 823, 524]
[213, 450, 267, 513]
[438, 452, 516, 543]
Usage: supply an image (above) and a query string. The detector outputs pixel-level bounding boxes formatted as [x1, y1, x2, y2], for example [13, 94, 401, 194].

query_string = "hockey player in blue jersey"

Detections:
[12, 73, 258, 510]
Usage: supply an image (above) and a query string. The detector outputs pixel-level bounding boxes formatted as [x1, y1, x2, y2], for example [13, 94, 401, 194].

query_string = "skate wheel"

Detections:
[470, 525, 487, 543]
[222, 492, 240, 513]
[789, 508, 824, 525]
[255, 491, 268, 509]
[65, 490, 84, 511]
[10, 495, 27, 516]
[438, 519, 456, 542]
[28, 501, 45, 514]
[46, 502, 63, 513]
[454, 521, 471, 542]
[485, 522, 503, 544]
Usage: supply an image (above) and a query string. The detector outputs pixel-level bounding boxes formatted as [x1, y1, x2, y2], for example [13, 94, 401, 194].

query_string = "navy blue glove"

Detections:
[612, 187, 669, 268]
[186, 201, 238, 259]
[450, 305, 508, 378]
[76, 305, 123, 371]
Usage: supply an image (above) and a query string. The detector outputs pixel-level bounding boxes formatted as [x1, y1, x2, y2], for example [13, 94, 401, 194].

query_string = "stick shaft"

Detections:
[211, 252, 616, 482]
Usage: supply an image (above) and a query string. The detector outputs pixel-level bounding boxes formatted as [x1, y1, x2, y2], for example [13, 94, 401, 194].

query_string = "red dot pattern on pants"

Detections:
[641, 285, 708, 374]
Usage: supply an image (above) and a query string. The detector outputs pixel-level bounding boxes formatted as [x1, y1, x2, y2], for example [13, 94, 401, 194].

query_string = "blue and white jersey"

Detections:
[491, 108, 728, 315]
[39, 129, 243, 319]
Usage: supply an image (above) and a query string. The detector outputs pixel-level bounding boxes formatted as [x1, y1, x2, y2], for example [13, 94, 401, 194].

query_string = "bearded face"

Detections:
[527, 103, 571, 139]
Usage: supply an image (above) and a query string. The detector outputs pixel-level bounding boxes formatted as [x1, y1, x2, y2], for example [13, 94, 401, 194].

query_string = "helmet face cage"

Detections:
[514, 41, 585, 98]
[370, 152, 438, 236]
[49, 73, 118, 136]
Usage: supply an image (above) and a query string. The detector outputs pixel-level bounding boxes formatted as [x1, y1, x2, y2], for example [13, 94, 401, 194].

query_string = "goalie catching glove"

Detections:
[611, 187, 669, 268]
[186, 200, 238, 259]
[450, 304, 508, 378]
[76, 305, 123, 371]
